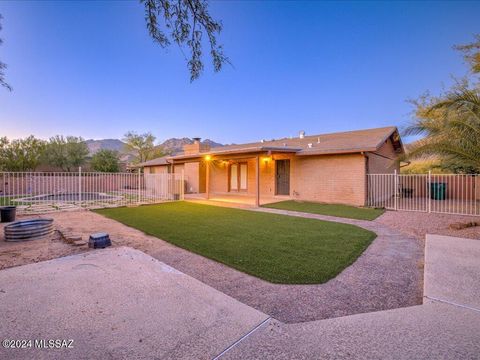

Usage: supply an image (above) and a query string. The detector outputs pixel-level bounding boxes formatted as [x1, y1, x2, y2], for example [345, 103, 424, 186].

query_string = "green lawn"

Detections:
[262, 200, 385, 221]
[95, 202, 376, 284]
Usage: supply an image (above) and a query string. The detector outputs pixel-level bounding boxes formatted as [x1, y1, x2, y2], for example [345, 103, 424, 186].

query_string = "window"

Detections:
[230, 164, 238, 191]
[229, 162, 248, 191]
[239, 163, 247, 190]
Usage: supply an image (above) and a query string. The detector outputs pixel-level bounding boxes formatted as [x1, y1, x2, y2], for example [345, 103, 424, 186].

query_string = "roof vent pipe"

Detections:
[299, 131, 305, 139]
[317, 137, 321, 144]
[307, 143, 313, 148]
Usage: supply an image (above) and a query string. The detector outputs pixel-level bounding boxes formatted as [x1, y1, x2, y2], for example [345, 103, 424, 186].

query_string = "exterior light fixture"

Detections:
[205, 155, 212, 161]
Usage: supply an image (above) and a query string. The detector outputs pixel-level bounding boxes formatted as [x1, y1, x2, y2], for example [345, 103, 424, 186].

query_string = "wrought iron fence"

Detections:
[0, 169, 185, 214]
[367, 171, 480, 216]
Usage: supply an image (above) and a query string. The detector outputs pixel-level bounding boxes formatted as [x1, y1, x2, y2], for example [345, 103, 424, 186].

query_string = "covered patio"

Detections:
[173, 147, 301, 207]
[184, 192, 286, 207]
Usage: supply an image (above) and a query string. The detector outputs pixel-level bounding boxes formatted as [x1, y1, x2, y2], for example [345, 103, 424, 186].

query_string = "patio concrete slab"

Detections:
[424, 234, 480, 310]
[223, 301, 480, 360]
[0, 247, 268, 360]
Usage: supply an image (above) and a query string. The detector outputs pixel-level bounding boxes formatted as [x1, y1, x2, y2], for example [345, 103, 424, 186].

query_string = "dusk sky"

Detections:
[0, 1, 479, 144]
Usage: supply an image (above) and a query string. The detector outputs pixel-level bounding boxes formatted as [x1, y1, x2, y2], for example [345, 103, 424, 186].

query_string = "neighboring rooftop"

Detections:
[137, 156, 171, 167]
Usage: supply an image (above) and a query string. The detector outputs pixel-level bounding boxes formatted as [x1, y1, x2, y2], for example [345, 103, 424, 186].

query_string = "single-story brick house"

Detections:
[139, 127, 404, 206]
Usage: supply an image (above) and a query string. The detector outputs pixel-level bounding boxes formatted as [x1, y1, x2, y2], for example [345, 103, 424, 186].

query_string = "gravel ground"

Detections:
[377, 210, 480, 240]
[0, 221, 84, 270]
[0, 208, 424, 323]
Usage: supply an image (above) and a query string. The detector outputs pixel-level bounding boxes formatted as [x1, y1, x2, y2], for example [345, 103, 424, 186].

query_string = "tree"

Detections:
[404, 86, 480, 173]
[91, 149, 120, 172]
[0, 14, 11, 91]
[0, 136, 46, 171]
[123, 131, 167, 163]
[142, 0, 228, 81]
[43, 135, 89, 171]
[1, 2, 228, 89]
[456, 34, 480, 74]
[404, 34, 480, 173]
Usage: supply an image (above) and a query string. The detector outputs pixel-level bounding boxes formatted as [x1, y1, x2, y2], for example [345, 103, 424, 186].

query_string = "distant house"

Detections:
[139, 127, 404, 206]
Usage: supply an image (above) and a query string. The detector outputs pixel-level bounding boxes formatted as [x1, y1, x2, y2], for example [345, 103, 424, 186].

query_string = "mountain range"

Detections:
[85, 138, 224, 162]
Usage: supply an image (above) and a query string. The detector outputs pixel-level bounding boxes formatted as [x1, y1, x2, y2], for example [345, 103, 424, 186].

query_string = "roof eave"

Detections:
[168, 146, 302, 160]
[373, 126, 405, 154]
[296, 148, 378, 156]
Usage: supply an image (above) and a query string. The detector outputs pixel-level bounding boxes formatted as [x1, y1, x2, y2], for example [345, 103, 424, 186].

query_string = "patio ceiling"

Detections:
[168, 146, 301, 161]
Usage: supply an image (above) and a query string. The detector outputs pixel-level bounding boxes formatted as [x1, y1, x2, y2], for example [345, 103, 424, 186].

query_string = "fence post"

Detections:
[394, 170, 398, 211]
[428, 170, 431, 213]
[137, 168, 141, 205]
[78, 167, 82, 207]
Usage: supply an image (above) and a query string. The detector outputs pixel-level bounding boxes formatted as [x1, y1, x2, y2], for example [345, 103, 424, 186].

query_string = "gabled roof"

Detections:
[172, 126, 402, 159]
[140, 126, 403, 166]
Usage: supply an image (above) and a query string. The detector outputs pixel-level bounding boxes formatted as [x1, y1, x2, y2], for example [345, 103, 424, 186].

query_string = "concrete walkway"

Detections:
[424, 234, 480, 311]
[0, 247, 269, 360]
[221, 234, 480, 359]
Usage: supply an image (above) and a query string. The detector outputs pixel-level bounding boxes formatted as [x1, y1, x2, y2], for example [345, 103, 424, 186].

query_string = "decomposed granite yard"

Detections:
[1, 201, 426, 323]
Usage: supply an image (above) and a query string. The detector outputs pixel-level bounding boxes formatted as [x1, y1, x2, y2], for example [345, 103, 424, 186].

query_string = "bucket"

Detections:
[0, 206, 17, 223]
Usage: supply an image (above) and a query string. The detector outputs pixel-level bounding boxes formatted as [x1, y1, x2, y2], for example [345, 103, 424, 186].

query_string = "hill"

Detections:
[85, 137, 224, 163]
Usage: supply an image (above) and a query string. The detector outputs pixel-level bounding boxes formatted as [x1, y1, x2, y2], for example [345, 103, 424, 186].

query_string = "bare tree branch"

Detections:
[141, 0, 229, 81]
[0, 13, 12, 91]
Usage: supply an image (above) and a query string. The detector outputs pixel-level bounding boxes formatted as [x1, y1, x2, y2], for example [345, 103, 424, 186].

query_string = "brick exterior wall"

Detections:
[143, 139, 401, 206]
[206, 153, 367, 206]
[184, 162, 199, 193]
[144, 166, 169, 174]
[292, 154, 367, 206]
[366, 138, 399, 174]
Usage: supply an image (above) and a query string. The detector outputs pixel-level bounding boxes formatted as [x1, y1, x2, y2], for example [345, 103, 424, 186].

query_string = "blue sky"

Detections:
[0, 1, 479, 144]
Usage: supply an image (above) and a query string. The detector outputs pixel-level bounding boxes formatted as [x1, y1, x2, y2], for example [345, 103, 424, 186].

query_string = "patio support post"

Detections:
[181, 169, 185, 200]
[255, 155, 260, 207]
[206, 160, 210, 200]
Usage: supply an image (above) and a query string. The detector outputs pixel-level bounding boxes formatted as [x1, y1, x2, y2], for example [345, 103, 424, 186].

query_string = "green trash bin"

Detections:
[430, 182, 446, 200]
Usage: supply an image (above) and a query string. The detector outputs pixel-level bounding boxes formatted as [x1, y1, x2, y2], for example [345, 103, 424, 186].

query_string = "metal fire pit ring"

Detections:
[4, 218, 54, 242]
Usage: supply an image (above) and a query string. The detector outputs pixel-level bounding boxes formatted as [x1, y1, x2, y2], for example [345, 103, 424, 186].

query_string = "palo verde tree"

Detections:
[0, 14, 11, 91]
[142, 0, 228, 81]
[123, 131, 167, 164]
[43, 135, 89, 172]
[404, 35, 480, 173]
[91, 149, 121, 173]
[0, 136, 46, 171]
[0, 1, 228, 90]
